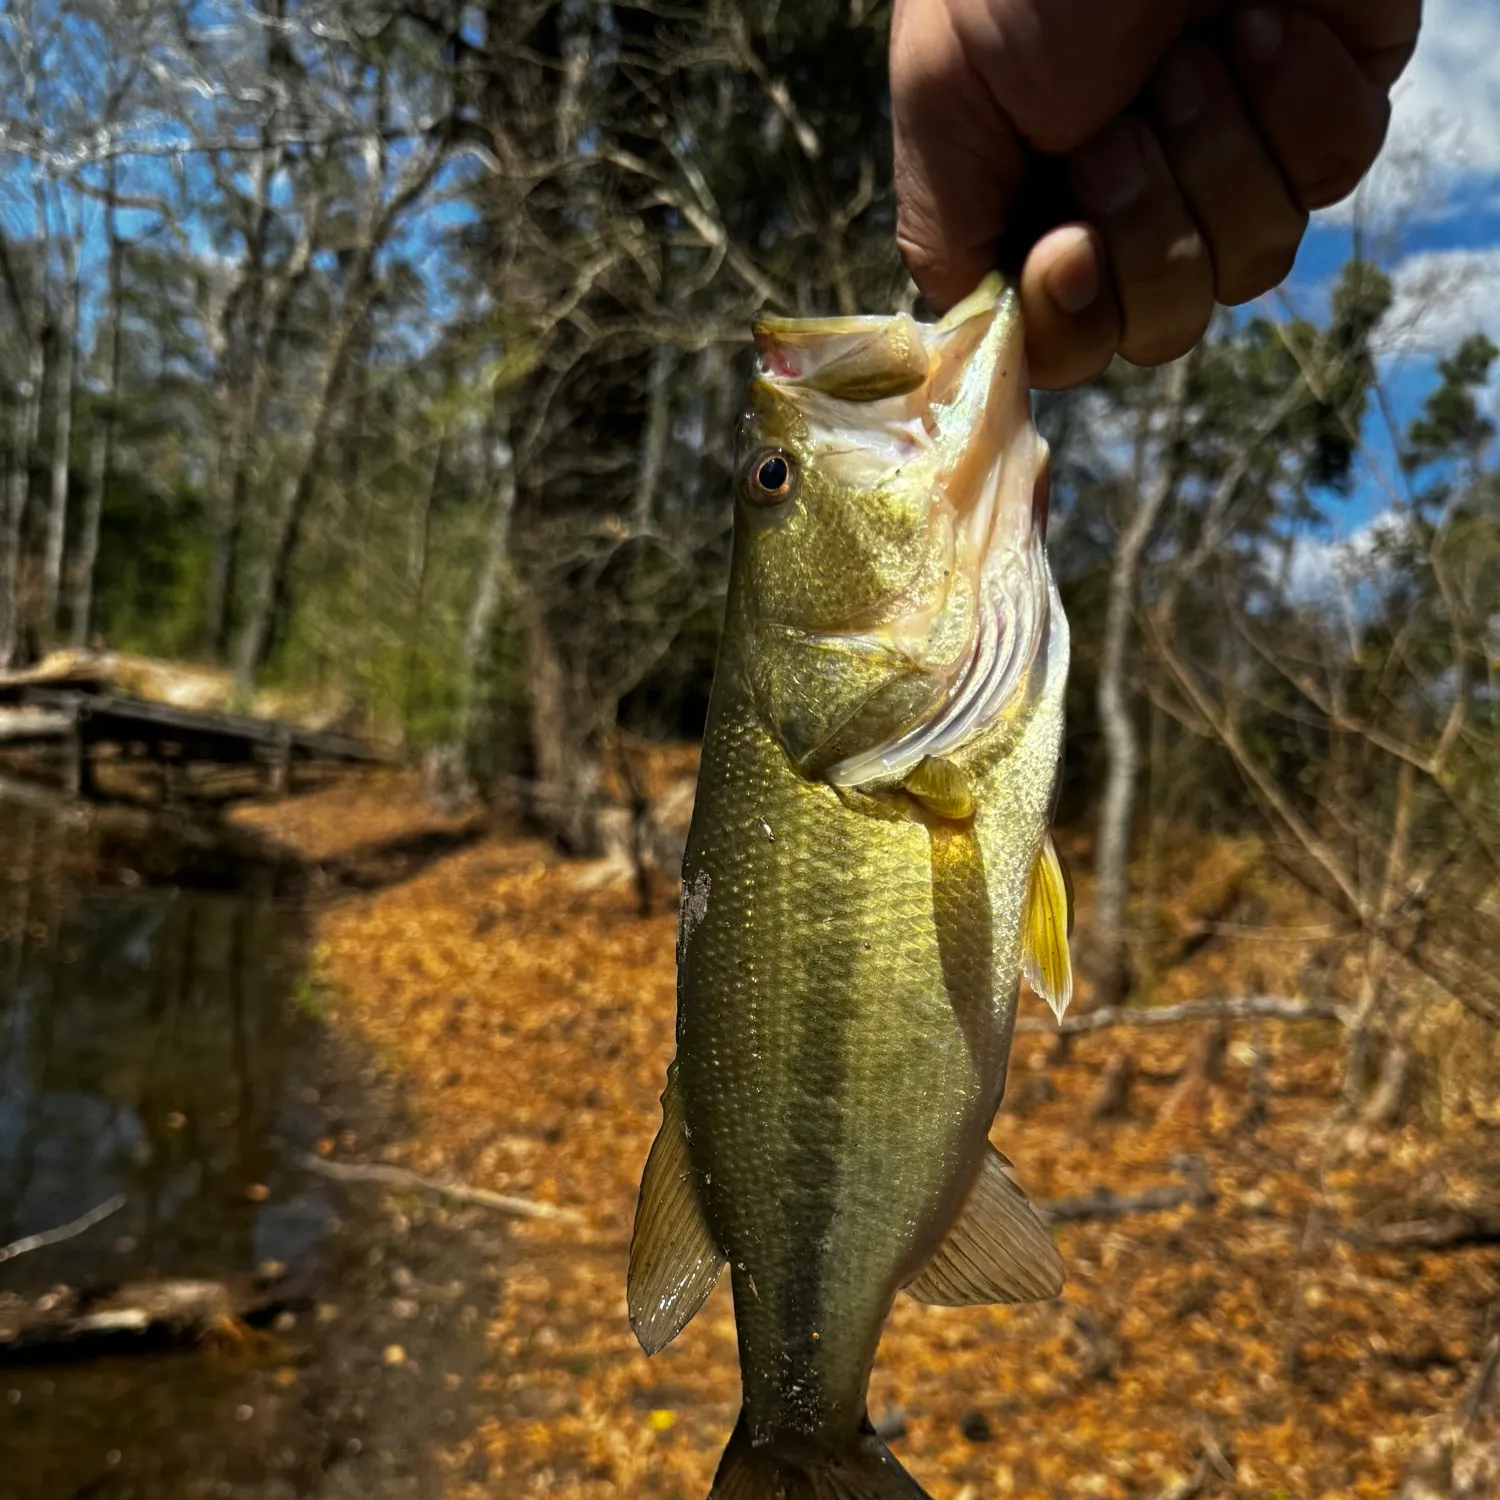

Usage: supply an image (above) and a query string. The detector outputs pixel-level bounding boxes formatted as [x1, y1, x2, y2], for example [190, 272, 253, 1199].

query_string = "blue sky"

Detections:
[5, 0, 1494, 526]
[1288, 0, 1500, 539]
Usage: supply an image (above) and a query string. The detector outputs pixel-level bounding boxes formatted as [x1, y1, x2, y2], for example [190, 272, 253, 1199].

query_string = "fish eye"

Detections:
[745, 449, 798, 506]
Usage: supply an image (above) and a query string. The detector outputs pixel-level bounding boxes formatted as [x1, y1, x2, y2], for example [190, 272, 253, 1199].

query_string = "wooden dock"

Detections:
[0, 681, 385, 800]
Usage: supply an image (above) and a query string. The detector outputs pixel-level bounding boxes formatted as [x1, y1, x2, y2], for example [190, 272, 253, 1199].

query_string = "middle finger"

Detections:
[1148, 36, 1308, 306]
[1069, 113, 1216, 366]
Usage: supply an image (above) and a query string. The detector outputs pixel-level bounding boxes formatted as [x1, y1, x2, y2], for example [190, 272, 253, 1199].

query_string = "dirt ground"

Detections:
[236, 771, 1500, 1500]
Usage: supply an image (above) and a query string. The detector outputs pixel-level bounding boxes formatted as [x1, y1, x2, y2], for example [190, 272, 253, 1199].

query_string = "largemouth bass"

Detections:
[628, 274, 1073, 1500]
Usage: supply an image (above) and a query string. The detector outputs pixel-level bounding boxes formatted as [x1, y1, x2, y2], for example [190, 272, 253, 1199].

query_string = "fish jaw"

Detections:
[740, 276, 1057, 787]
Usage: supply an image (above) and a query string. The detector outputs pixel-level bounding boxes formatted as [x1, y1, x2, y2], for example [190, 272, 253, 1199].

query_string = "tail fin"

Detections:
[710, 1412, 931, 1500]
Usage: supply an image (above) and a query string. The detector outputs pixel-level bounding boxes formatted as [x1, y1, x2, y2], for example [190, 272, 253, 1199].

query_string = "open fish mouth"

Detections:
[751, 276, 1056, 787]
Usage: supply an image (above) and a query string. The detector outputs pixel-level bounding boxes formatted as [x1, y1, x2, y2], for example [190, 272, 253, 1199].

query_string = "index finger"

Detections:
[891, 0, 1027, 311]
[891, 0, 1208, 313]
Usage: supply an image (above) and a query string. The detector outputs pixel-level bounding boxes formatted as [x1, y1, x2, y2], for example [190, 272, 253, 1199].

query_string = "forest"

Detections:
[0, 2, 1498, 1497]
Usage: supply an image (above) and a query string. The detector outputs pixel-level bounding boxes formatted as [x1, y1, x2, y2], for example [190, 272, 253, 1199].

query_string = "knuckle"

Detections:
[1116, 224, 1212, 298]
[892, 175, 945, 274]
[896, 229, 943, 282]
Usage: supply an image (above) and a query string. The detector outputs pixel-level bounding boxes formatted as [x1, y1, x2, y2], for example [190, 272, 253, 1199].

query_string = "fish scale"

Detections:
[627, 276, 1074, 1500]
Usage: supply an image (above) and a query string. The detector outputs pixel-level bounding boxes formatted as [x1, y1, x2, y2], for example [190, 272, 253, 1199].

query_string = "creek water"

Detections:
[0, 795, 500, 1500]
[0, 804, 325, 1302]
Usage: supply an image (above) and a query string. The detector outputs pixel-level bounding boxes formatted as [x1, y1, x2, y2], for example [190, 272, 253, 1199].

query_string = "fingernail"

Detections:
[1042, 228, 1101, 315]
[1071, 119, 1148, 216]
[1236, 5, 1283, 64]
[1155, 46, 1207, 128]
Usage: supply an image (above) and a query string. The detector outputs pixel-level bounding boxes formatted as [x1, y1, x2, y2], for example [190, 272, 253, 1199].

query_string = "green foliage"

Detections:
[1310, 258, 1394, 488]
[1405, 333, 1499, 470]
[91, 469, 208, 658]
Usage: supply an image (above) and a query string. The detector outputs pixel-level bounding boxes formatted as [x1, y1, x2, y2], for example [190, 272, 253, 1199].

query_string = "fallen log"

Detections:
[1039, 1183, 1215, 1224]
[297, 1152, 583, 1224]
[1018, 994, 1344, 1037]
[0, 1277, 280, 1357]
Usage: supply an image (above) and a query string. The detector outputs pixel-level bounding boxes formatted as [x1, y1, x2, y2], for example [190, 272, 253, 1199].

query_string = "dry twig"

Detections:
[1339, 1210, 1500, 1253]
[1018, 994, 1343, 1036]
[0, 1194, 126, 1265]
[298, 1153, 583, 1224]
[1039, 1157, 1215, 1224]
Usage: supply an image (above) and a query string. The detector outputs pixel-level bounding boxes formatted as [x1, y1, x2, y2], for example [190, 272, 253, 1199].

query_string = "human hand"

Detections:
[891, 0, 1421, 388]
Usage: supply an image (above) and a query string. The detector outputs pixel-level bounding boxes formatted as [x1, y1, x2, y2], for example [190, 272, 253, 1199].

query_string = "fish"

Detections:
[627, 273, 1073, 1500]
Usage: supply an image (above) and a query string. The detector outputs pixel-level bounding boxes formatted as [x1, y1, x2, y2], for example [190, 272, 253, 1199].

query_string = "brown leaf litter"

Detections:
[238, 770, 1500, 1500]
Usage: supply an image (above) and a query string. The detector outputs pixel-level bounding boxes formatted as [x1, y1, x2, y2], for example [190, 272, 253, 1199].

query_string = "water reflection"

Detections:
[0, 801, 327, 1296]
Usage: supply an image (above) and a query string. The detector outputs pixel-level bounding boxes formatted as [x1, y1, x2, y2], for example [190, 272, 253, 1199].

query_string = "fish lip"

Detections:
[750, 275, 1013, 405]
[749, 274, 1007, 362]
[749, 279, 1032, 528]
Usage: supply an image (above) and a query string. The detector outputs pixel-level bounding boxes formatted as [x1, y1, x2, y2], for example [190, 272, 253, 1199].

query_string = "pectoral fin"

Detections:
[627, 1062, 724, 1355]
[905, 1145, 1063, 1306]
[1022, 832, 1073, 1021]
[902, 756, 975, 820]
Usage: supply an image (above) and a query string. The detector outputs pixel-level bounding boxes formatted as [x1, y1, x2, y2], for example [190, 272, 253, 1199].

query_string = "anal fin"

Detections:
[627, 1061, 724, 1355]
[905, 1145, 1063, 1306]
[1022, 831, 1073, 1021]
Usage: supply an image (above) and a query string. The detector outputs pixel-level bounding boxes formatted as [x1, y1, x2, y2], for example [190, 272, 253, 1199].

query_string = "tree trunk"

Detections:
[71, 427, 108, 650]
[233, 311, 365, 689]
[401, 436, 444, 733]
[231, 118, 443, 689]
[457, 427, 516, 748]
[521, 594, 601, 854]
[1090, 357, 1192, 1007]
[234, 454, 317, 690]
[71, 158, 122, 650]
[204, 260, 319, 664]
[202, 401, 251, 661]
[631, 341, 674, 528]
[202, 14, 287, 662]
[1345, 756, 1417, 1111]
[0, 340, 45, 669]
[42, 252, 79, 642]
